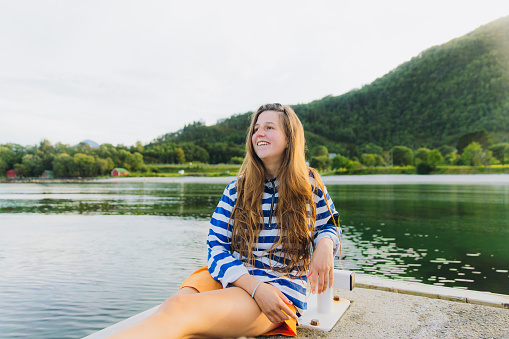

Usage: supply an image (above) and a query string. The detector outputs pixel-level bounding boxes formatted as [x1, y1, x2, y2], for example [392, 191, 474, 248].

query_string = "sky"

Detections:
[1, 1, 509, 147]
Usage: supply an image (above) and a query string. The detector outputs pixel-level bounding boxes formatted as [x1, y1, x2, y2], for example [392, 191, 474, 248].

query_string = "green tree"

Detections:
[448, 151, 463, 165]
[310, 156, 331, 171]
[361, 154, 376, 167]
[230, 156, 244, 164]
[0, 158, 6, 176]
[39, 139, 54, 155]
[331, 155, 353, 170]
[131, 141, 144, 154]
[114, 149, 143, 170]
[2, 143, 26, 165]
[438, 145, 455, 157]
[181, 143, 209, 163]
[53, 153, 77, 177]
[481, 150, 494, 167]
[360, 143, 384, 156]
[427, 149, 443, 168]
[13, 163, 28, 177]
[374, 154, 387, 166]
[413, 148, 430, 165]
[125, 152, 144, 171]
[74, 153, 97, 177]
[0, 146, 15, 174]
[41, 154, 55, 170]
[461, 142, 483, 167]
[22, 154, 44, 177]
[115, 149, 131, 169]
[351, 160, 364, 170]
[391, 146, 413, 166]
[488, 143, 509, 165]
[456, 130, 492, 154]
[175, 147, 186, 164]
[312, 145, 329, 157]
[204, 142, 244, 164]
[95, 158, 109, 176]
[54, 142, 69, 154]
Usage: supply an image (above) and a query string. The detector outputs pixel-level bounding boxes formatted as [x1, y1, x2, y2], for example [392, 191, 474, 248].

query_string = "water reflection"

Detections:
[0, 182, 224, 218]
[1, 180, 509, 338]
[0, 214, 209, 338]
[330, 184, 509, 294]
[1, 181, 508, 294]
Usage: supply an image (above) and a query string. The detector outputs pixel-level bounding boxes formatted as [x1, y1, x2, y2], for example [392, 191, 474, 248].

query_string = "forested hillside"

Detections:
[294, 15, 509, 153]
[148, 15, 509, 162]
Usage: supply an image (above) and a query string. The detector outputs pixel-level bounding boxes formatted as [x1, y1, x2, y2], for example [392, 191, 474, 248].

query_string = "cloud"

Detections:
[1, 0, 508, 146]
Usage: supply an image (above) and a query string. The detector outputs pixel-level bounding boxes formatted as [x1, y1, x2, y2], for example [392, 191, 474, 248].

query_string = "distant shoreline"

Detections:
[0, 178, 95, 184]
[3, 174, 508, 185]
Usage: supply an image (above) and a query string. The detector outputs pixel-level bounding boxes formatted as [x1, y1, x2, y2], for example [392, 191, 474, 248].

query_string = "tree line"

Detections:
[2, 129, 507, 178]
[0, 136, 245, 178]
[307, 131, 509, 174]
[0, 140, 144, 178]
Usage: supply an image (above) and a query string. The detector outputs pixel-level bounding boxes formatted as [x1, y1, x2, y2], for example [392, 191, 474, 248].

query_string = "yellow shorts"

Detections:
[180, 266, 298, 337]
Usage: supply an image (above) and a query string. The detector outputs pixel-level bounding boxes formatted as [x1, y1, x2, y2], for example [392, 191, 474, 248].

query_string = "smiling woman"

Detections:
[251, 111, 288, 179]
[252, 110, 289, 179]
[106, 103, 341, 338]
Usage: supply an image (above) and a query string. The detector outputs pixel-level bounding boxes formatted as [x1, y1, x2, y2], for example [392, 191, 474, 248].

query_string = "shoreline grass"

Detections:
[2, 164, 509, 182]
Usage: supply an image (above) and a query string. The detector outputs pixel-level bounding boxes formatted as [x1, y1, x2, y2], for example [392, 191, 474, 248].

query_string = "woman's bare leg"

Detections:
[107, 287, 280, 339]
[177, 287, 200, 295]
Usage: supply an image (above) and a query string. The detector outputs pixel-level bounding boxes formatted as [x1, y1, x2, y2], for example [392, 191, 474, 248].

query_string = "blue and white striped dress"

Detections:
[207, 173, 341, 314]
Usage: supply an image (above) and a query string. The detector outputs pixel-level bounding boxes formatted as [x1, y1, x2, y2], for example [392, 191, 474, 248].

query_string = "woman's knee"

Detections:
[142, 294, 196, 338]
[158, 293, 194, 317]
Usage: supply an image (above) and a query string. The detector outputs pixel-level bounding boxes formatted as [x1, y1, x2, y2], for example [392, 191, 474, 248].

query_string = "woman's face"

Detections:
[252, 110, 288, 169]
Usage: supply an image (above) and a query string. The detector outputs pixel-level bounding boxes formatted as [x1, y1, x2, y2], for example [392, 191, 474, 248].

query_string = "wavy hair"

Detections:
[231, 103, 320, 275]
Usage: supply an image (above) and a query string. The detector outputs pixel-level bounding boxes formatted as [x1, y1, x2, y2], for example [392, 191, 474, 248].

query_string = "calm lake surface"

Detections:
[1, 175, 508, 338]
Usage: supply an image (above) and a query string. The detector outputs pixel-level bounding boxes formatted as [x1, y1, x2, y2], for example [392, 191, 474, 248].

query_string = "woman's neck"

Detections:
[265, 172, 276, 180]
[264, 163, 280, 180]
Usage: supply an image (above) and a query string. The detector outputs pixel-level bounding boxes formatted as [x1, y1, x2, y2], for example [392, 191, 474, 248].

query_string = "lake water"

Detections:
[1, 175, 508, 338]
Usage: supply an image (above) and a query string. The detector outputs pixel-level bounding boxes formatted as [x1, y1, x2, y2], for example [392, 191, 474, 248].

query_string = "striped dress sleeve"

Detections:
[312, 177, 342, 257]
[207, 180, 249, 288]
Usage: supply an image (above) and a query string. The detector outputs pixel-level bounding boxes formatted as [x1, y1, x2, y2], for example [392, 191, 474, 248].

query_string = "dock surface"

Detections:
[269, 275, 509, 338]
[84, 275, 509, 339]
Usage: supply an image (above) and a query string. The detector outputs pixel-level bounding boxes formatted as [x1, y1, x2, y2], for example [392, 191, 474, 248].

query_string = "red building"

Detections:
[6, 169, 16, 178]
[111, 168, 129, 177]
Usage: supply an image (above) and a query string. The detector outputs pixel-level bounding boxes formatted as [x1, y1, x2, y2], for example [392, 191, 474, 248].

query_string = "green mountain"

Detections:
[294, 15, 509, 151]
[149, 16, 509, 162]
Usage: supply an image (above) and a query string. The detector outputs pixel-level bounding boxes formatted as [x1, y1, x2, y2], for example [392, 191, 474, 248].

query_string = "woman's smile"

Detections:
[252, 110, 288, 172]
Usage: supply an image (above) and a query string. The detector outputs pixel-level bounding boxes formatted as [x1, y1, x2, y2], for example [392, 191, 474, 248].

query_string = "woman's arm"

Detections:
[308, 238, 335, 294]
[309, 178, 342, 294]
[207, 181, 249, 287]
[232, 274, 298, 323]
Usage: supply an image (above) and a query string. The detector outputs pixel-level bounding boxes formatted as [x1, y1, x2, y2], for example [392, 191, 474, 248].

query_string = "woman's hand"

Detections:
[233, 274, 298, 323]
[308, 238, 334, 294]
[253, 282, 298, 323]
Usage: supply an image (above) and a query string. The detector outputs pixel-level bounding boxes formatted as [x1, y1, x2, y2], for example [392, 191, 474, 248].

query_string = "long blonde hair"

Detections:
[231, 103, 318, 275]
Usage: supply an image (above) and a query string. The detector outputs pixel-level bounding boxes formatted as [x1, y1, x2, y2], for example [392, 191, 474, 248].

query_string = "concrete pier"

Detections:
[85, 274, 509, 338]
[269, 275, 509, 338]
